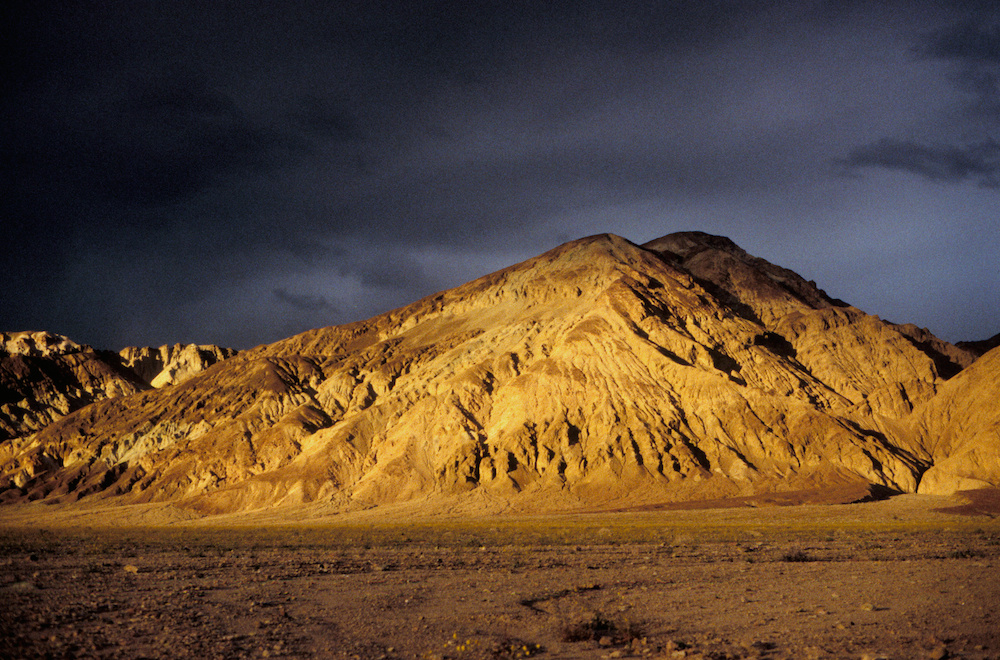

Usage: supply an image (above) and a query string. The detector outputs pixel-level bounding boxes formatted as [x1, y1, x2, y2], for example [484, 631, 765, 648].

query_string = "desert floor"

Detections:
[2, 491, 999, 660]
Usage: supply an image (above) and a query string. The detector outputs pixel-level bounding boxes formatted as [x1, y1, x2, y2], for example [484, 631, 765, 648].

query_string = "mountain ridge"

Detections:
[1, 232, 995, 516]
[1, 331, 236, 442]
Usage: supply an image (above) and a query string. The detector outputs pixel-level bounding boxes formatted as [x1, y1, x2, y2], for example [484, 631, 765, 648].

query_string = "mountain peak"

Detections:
[2, 331, 85, 357]
[644, 231, 846, 326]
[643, 231, 743, 258]
[1, 337, 237, 443]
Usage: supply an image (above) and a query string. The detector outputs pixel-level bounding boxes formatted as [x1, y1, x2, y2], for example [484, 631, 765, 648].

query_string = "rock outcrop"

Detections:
[1, 332, 236, 442]
[118, 344, 238, 388]
[0, 233, 994, 513]
[910, 346, 1000, 495]
[1, 332, 145, 441]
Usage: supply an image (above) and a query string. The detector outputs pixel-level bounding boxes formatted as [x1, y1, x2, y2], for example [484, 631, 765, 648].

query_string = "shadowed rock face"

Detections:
[1, 332, 146, 442]
[957, 332, 1000, 358]
[0, 233, 993, 513]
[0, 332, 236, 442]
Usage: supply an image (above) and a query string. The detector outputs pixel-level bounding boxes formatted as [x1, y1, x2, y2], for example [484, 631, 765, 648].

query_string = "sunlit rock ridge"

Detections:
[1, 232, 996, 513]
[1, 332, 235, 441]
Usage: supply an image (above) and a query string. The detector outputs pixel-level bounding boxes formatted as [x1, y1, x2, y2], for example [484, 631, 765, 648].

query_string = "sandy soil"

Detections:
[2, 493, 999, 660]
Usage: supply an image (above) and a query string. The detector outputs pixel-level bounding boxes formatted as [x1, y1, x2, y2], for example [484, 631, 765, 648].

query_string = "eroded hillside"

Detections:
[1, 332, 235, 441]
[0, 233, 994, 514]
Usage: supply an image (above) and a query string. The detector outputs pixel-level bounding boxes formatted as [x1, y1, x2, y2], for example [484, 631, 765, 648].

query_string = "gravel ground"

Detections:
[2, 495, 999, 659]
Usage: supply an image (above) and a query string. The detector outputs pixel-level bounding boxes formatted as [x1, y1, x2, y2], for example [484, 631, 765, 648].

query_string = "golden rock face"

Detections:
[0, 233, 994, 513]
[910, 347, 1000, 495]
[1, 332, 146, 442]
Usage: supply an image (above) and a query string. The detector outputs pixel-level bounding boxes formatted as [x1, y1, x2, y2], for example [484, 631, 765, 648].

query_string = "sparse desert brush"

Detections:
[780, 548, 815, 562]
[560, 612, 644, 644]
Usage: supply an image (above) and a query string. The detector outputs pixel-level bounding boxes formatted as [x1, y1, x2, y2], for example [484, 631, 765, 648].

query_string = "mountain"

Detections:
[957, 332, 1000, 358]
[1, 332, 236, 442]
[0, 233, 993, 514]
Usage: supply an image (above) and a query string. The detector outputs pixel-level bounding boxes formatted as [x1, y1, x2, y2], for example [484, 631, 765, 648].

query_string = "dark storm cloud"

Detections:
[840, 138, 1000, 186]
[273, 289, 335, 313]
[100, 77, 286, 206]
[916, 19, 1000, 62]
[914, 17, 1000, 119]
[838, 11, 1000, 188]
[336, 0, 762, 84]
[4, 71, 306, 214]
[2, 1, 998, 348]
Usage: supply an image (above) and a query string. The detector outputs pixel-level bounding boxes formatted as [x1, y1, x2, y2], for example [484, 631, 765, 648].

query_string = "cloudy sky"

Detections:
[3, 1, 998, 350]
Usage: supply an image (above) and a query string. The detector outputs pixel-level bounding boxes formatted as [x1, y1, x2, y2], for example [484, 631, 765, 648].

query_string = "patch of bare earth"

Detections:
[2, 494, 999, 659]
[935, 488, 1000, 518]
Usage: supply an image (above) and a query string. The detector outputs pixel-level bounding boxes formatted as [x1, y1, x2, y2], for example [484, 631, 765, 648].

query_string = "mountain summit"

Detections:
[1, 233, 996, 515]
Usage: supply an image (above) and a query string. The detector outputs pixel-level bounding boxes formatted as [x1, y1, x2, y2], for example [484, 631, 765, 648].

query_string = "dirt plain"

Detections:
[2, 491, 999, 660]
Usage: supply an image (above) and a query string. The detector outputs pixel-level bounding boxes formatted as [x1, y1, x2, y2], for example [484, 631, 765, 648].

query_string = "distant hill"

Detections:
[957, 332, 1000, 358]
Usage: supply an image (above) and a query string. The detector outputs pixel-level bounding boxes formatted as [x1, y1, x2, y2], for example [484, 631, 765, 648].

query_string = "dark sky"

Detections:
[3, 1, 998, 350]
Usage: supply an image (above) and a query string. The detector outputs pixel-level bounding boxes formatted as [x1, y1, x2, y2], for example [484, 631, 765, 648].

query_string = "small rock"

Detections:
[599, 635, 613, 647]
[927, 646, 949, 660]
[860, 603, 874, 612]
[124, 564, 139, 574]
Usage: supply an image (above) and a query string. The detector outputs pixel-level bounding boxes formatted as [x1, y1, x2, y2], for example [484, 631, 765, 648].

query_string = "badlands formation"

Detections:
[0, 333, 235, 441]
[0, 232, 997, 516]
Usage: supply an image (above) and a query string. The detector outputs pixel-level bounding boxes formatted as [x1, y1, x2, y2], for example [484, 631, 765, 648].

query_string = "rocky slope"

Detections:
[909, 346, 1000, 495]
[118, 344, 238, 388]
[0, 332, 235, 442]
[1, 332, 145, 442]
[0, 233, 993, 513]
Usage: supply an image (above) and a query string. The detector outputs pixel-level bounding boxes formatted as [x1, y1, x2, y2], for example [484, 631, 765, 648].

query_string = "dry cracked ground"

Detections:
[2, 492, 1000, 660]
